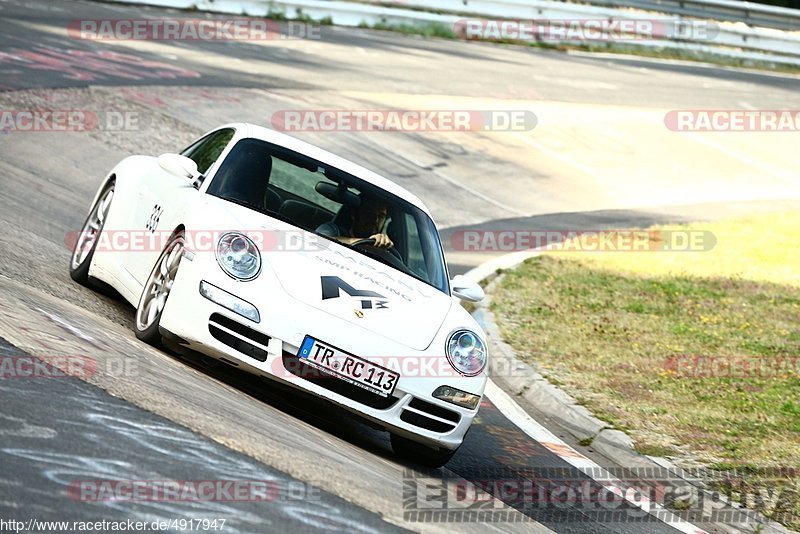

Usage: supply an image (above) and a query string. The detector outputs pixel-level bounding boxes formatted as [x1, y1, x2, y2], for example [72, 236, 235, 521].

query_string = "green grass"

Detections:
[490, 212, 800, 529]
[263, 7, 334, 25]
[635, 442, 678, 457]
[358, 20, 457, 39]
[555, 212, 800, 288]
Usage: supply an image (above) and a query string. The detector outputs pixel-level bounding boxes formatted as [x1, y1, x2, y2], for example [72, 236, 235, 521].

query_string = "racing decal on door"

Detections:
[145, 204, 163, 232]
[321, 276, 388, 310]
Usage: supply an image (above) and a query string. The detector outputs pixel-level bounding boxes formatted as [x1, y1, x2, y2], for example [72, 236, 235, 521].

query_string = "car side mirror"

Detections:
[158, 153, 200, 183]
[451, 274, 484, 302]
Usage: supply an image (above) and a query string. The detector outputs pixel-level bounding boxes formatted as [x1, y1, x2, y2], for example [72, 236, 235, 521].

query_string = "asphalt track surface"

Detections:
[0, 0, 798, 532]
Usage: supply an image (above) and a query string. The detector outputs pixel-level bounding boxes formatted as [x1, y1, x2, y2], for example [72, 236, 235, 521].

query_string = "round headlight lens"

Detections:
[446, 329, 487, 376]
[215, 232, 261, 281]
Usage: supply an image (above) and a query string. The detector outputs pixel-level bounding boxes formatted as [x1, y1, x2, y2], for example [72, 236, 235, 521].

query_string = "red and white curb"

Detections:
[466, 251, 708, 533]
[485, 381, 707, 533]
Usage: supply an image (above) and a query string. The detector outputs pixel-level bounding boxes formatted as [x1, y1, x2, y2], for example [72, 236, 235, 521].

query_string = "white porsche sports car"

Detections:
[70, 123, 487, 466]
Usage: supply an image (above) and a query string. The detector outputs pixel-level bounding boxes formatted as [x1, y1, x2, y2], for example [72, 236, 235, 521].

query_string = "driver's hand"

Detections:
[370, 233, 393, 249]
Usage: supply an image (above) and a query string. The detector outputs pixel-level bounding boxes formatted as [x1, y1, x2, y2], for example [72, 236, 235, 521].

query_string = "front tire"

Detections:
[135, 230, 185, 346]
[70, 182, 114, 286]
[390, 433, 459, 468]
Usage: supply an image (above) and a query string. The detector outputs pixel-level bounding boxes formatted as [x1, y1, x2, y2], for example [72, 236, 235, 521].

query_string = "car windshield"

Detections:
[205, 137, 450, 294]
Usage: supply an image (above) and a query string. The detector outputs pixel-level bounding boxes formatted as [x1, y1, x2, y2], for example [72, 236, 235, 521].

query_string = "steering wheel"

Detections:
[351, 237, 403, 261]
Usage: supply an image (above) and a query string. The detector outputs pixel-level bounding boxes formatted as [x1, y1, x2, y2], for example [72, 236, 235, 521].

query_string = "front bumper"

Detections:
[159, 250, 485, 450]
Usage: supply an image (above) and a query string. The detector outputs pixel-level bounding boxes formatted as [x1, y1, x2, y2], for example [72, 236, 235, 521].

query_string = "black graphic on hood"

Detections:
[321, 276, 388, 310]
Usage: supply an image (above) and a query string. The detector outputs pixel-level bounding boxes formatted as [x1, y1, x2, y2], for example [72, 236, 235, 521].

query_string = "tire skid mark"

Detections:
[0, 46, 200, 82]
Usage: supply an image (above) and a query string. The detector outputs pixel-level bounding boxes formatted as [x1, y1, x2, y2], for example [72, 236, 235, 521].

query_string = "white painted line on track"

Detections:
[34, 307, 97, 344]
[686, 132, 798, 186]
[400, 153, 528, 217]
[513, 133, 606, 184]
[484, 380, 707, 534]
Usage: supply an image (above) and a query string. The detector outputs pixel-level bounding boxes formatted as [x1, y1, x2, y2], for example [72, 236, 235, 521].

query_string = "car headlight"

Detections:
[445, 329, 486, 376]
[215, 232, 261, 281]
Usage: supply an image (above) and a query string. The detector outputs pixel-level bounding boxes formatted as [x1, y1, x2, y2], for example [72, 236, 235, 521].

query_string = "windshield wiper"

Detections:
[221, 197, 269, 214]
[221, 195, 320, 232]
[340, 241, 419, 277]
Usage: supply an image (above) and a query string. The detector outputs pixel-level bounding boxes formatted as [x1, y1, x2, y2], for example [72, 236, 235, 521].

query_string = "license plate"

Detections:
[298, 336, 399, 397]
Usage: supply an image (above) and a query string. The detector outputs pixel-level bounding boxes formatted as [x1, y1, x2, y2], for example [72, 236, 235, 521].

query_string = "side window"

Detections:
[181, 128, 235, 174]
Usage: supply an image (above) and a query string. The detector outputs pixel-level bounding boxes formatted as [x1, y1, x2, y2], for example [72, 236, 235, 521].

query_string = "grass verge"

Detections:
[489, 212, 800, 529]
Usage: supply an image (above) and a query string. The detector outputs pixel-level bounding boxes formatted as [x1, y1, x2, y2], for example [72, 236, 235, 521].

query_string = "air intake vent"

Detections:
[400, 398, 460, 433]
[408, 398, 460, 423]
[208, 313, 270, 362]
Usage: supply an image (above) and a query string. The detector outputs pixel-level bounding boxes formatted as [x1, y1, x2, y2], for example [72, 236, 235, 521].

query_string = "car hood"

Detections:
[206, 197, 453, 351]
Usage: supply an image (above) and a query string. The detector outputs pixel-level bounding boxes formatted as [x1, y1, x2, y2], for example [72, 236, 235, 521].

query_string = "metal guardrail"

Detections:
[112, 0, 800, 65]
[364, 0, 800, 31]
[574, 0, 800, 32]
[356, 0, 800, 56]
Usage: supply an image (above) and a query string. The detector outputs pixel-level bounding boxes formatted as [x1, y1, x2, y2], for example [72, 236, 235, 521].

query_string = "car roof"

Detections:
[234, 122, 433, 217]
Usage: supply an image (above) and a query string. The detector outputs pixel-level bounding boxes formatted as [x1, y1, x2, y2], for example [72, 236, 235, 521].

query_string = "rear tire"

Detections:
[390, 433, 458, 468]
[134, 230, 185, 346]
[70, 182, 115, 286]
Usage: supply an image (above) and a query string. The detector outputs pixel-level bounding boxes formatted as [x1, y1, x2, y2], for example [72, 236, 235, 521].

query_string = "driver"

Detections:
[316, 195, 393, 249]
